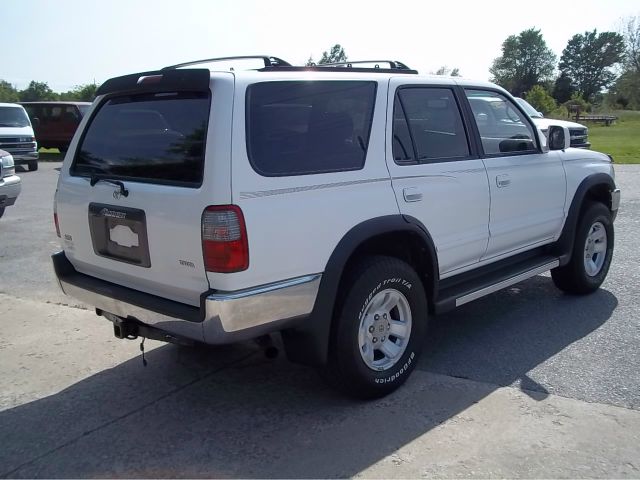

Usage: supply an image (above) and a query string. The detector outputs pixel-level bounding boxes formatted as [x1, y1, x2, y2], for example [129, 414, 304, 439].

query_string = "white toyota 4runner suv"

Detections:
[52, 57, 620, 398]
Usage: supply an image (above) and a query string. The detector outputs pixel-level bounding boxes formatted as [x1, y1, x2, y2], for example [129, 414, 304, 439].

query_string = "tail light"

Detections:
[201, 205, 248, 273]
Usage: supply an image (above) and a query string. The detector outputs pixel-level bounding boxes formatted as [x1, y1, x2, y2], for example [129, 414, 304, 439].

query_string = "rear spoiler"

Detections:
[96, 68, 211, 96]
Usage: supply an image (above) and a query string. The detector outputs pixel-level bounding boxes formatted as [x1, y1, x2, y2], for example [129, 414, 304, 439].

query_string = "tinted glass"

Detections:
[392, 99, 415, 163]
[72, 92, 209, 186]
[395, 88, 469, 163]
[465, 90, 537, 155]
[0, 106, 30, 127]
[247, 81, 376, 176]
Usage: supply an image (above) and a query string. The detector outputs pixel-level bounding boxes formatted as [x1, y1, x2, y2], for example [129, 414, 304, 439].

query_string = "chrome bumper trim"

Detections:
[205, 274, 322, 334]
[611, 188, 620, 212]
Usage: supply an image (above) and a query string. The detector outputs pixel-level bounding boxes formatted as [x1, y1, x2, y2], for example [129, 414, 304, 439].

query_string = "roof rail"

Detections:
[317, 60, 414, 70]
[163, 55, 292, 70]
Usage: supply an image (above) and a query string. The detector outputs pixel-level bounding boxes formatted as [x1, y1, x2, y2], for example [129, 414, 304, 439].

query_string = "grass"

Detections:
[579, 110, 640, 164]
[38, 148, 64, 162]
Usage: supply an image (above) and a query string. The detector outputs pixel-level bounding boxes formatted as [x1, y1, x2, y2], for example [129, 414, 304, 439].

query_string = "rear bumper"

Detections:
[52, 251, 321, 344]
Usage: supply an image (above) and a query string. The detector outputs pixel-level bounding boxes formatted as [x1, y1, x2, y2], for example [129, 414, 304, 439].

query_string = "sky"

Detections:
[1, 0, 638, 92]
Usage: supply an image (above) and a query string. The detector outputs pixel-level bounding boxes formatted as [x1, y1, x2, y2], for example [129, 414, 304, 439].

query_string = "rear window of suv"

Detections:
[71, 92, 210, 187]
[246, 81, 376, 176]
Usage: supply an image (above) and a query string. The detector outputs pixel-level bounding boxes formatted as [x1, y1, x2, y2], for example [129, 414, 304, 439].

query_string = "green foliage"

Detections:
[19, 81, 57, 101]
[563, 92, 591, 113]
[434, 66, 461, 76]
[0, 80, 20, 102]
[610, 70, 640, 110]
[306, 45, 347, 66]
[553, 72, 574, 104]
[587, 110, 640, 163]
[622, 16, 640, 73]
[489, 28, 556, 96]
[559, 29, 625, 101]
[59, 83, 99, 102]
[524, 85, 557, 115]
[318, 44, 347, 64]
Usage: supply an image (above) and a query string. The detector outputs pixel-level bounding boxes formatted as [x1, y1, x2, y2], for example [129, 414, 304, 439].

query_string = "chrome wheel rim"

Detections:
[584, 221, 607, 276]
[358, 288, 412, 371]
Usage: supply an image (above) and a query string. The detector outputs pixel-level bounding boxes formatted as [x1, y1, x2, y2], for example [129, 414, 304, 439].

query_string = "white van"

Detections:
[0, 103, 39, 171]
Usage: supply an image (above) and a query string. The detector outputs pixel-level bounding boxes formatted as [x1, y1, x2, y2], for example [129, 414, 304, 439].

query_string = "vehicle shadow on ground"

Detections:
[0, 276, 617, 478]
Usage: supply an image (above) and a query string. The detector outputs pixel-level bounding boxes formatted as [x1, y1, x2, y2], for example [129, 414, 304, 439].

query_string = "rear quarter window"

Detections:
[71, 91, 210, 187]
[246, 81, 377, 176]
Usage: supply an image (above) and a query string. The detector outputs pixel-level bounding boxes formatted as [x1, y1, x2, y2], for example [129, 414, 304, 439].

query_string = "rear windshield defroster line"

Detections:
[71, 91, 211, 188]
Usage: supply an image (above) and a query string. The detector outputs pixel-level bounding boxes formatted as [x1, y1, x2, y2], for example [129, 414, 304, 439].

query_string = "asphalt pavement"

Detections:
[1, 162, 639, 478]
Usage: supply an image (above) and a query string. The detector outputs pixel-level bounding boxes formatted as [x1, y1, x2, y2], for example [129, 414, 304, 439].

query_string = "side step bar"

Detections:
[435, 254, 560, 314]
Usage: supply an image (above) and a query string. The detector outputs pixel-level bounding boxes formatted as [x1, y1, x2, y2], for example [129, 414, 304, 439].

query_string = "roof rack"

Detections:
[163, 55, 292, 70]
[317, 60, 414, 70]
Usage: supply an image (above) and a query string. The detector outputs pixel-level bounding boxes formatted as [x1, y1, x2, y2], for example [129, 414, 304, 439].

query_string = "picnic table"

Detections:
[576, 115, 618, 126]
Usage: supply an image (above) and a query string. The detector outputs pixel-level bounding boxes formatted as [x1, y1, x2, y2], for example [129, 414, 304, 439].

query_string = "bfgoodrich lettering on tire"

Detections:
[322, 255, 428, 399]
[552, 201, 614, 294]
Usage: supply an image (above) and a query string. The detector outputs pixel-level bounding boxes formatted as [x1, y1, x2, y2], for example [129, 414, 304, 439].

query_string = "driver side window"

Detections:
[465, 89, 537, 155]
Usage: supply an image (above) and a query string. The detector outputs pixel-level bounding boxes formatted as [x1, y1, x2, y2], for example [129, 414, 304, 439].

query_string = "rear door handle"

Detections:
[403, 187, 423, 202]
[496, 174, 511, 188]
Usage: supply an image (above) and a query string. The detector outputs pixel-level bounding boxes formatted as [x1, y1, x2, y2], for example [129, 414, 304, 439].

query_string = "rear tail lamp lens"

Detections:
[202, 205, 248, 273]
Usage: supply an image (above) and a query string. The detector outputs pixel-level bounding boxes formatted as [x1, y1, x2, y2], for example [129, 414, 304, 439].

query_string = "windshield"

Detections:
[0, 106, 31, 127]
[515, 98, 543, 118]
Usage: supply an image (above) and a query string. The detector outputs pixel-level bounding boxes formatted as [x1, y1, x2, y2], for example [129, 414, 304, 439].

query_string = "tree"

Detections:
[318, 44, 347, 64]
[524, 85, 557, 115]
[559, 30, 625, 101]
[59, 83, 99, 102]
[434, 66, 461, 76]
[553, 72, 575, 103]
[19, 81, 57, 101]
[489, 28, 556, 97]
[621, 15, 640, 73]
[0, 80, 19, 102]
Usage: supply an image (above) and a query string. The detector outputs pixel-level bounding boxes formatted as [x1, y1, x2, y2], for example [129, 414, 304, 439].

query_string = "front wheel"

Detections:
[28, 161, 38, 171]
[0, 207, 5, 218]
[322, 256, 428, 399]
[552, 202, 614, 294]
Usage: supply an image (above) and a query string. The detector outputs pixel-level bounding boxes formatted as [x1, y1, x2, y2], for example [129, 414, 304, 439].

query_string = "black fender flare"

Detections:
[281, 214, 438, 366]
[554, 173, 616, 264]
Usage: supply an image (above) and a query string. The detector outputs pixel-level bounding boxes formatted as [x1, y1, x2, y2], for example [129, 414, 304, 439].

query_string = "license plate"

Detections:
[88, 203, 151, 267]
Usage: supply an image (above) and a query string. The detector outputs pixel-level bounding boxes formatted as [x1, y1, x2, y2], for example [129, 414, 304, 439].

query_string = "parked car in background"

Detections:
[515, 97, 590, 148]
[0, 149, 21, 218]
[0, 103, 39, 171]
[20, 101, 91, 152]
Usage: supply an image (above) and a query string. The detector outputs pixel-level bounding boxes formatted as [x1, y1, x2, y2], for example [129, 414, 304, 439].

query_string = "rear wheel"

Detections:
[28, 161, 38, 171]
[552, 202, 614, 294]
[0, 207, 5, 218]
[322, 256, 428, 399]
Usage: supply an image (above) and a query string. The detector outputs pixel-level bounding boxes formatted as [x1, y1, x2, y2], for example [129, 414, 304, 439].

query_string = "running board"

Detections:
[434, 255, 560, 314]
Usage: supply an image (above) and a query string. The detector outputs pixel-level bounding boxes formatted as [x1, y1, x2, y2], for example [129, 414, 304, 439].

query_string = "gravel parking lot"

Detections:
[1, 162, 639, 478]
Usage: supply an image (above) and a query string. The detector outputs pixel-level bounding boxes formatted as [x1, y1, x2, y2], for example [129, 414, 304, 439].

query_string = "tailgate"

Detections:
[56, 69, 218, 307]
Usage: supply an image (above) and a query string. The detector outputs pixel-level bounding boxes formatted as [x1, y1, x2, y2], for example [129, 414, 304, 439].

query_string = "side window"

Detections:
[393, 88, 469, 164]
[465, 89, 538, 155]
[246, 81, 376, 176]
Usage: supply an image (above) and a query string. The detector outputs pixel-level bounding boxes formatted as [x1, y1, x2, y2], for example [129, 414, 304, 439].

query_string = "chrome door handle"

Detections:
[496, 174, 511, 188]
[403, 187, 423, 202]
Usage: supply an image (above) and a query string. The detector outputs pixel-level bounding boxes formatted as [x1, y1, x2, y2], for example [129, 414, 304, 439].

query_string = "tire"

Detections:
[0, 207, 4, 218]
[552, 202, 614, 294]
[322, 255, 428, 399]
[28, 161, 38, 171]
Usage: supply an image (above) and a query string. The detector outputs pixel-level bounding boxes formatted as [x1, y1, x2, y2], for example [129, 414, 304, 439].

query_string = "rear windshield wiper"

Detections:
[89, 175, 129, 197]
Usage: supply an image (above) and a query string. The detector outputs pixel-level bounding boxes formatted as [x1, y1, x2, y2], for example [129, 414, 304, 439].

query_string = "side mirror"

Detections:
[537, 111, 544, 118]
[31, 117, 41, 128]
[548, 125, 570, 151]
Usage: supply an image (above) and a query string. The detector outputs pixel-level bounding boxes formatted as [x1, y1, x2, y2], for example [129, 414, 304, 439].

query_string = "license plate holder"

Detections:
[88, 203, 151, 267]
